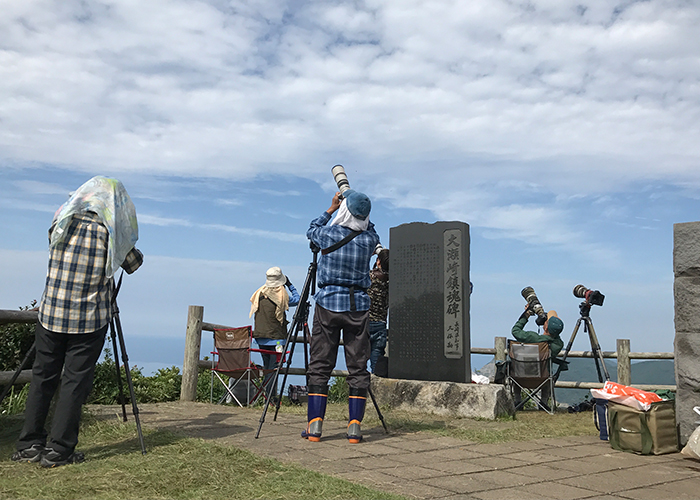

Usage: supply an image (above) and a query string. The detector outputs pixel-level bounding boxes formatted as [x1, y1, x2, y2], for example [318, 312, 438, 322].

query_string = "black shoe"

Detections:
[11, 444, 46, 463]
[40, 449, 85, 468]
[539, 403, 552, 412]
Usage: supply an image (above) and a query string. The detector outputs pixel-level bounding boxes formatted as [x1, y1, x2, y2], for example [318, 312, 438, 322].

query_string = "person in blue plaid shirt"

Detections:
[302, 190, 380, 444]
[13, 176, 143, 468]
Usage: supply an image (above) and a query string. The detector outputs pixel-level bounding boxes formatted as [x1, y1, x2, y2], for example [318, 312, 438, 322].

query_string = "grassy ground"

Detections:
[0, 401, 598, 500]
[0, 412, 406, 500]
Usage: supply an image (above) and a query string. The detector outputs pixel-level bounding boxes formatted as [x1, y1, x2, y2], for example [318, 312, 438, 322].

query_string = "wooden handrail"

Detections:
[0, 308, 679, 396]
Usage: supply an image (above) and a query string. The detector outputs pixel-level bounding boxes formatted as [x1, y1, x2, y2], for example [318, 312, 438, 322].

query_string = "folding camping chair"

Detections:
[210, 326, 270, 407]
[506, 340, 556, 414]
[249, 343, 287, 400]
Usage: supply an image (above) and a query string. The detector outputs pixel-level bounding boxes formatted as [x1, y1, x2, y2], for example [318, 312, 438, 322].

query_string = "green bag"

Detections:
[608, 400, 678, 455]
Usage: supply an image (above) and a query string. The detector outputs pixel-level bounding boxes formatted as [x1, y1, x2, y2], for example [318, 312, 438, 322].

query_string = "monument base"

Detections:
[370, 375, 515, 420]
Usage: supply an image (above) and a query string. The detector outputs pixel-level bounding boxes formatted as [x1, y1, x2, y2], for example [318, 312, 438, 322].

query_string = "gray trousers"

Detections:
[307, 305, 370, 390]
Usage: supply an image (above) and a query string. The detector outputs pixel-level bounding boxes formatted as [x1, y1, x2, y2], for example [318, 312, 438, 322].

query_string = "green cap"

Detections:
[547, 317, 564, 336]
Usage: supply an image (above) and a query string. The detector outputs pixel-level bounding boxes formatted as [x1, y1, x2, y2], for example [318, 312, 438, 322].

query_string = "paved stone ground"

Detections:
[92, 402, 700, 500]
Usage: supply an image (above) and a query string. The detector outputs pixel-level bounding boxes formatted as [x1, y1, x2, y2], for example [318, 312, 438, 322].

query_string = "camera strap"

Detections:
[321, 230, 364, 311]
[321, 230, 362, 255]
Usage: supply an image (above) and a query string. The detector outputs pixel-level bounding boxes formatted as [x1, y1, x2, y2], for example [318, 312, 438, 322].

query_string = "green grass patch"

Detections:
[0, 412, 405, 500]
[378, 410, 598, 443]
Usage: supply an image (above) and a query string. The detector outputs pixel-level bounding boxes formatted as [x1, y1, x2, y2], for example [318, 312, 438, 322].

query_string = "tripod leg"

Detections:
[256, 307, 306, 438]
[553, 318, 582, 382]
[113, 311, 147, 455]
[0, 341, 36, 406]
[367, 387, 388, 434]
[110, 319, 128, 422]
[272, 321, 304, 421]
[303, 321, 310, 383]
[256, 249, 317, 439]
[585, 318, 610, 382]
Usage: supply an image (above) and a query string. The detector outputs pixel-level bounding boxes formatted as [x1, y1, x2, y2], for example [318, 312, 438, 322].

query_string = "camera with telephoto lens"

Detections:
[521, 286, 547, 326]
[331, 165, 351, 196]
[573, 284, 605, 306]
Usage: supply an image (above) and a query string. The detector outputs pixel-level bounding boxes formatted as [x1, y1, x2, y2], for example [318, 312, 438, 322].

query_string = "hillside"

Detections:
[554, 358, 675, 405]
[477, 358, 675, 407]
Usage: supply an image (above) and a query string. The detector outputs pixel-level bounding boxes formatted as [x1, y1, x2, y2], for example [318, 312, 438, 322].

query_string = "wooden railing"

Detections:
[0, 308, 676, 395]
[0, 309, 38, 386]
[180, 306, 677, 400]
[486, 336, 675, 392]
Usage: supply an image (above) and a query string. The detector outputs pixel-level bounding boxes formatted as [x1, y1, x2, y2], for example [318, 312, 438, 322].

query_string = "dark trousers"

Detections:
[307, 305, 370, 390]
[260, 349, 280, 399]
[17, 322, 107, 456]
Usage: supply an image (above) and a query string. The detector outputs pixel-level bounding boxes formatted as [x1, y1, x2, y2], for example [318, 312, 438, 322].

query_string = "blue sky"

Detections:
[1, 0, 699, 375]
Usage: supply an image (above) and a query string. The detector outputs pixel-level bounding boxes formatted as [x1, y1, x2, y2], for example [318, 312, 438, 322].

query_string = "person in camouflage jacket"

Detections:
[367, 248, 389, 373]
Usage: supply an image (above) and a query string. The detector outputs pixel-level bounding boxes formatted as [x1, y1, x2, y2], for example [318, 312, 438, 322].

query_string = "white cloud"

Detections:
[12, 180, 69, 196]
[138, 212, 306, 242]
[2, 0, 700, 265]
[1, 0, 698, 188]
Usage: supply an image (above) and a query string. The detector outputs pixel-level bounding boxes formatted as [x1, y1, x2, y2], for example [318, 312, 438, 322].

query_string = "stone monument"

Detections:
[673, 221, 700, 445]
[388, 221, 470, 382]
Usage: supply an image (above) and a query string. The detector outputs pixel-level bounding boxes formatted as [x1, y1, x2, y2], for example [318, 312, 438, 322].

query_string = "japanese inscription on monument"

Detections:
[389, 221, 471, 382]
[444, 229, 463, 359]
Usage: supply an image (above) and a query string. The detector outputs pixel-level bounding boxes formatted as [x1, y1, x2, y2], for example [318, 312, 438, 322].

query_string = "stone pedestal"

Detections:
[388, 221, 470, 382]
[673, 221, 700, 445]
[371, 376, 514, 420]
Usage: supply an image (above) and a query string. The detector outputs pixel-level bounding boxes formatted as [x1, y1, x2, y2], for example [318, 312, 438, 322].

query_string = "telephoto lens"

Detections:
[573, 284, 605, 306]
[521, 286, 547, 325]
[331, 165, 351, 194]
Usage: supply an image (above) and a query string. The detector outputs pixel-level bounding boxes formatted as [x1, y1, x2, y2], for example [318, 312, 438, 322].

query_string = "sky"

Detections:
[1, 0, 699, 377]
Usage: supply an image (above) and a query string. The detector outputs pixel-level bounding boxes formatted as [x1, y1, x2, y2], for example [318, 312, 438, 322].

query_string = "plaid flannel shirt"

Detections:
[38, 212, 143, 334]
[307, 211, 380, 313]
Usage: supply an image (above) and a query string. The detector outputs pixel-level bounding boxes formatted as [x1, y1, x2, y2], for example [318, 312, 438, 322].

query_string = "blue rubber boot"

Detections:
[301, 385, 328, 442]
[347, 387, 367, 444]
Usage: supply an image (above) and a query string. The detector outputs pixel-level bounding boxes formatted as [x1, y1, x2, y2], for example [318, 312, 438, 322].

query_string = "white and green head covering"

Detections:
[50, 176, 139, 278]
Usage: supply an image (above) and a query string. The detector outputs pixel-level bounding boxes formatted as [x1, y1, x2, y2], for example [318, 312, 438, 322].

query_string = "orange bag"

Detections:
[591, 381, 663, 411]
[602, 381, 662, 405]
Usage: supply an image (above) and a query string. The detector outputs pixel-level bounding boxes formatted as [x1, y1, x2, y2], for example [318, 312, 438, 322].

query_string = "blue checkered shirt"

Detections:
[38, 212, 143, 334]
[307, 211, 380, 313]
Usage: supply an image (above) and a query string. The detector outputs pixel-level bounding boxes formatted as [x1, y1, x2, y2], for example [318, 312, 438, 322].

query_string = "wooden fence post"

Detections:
[495, 336, 507, 362]
[617, 338, 631, 386]
[181, 305, 204, 402]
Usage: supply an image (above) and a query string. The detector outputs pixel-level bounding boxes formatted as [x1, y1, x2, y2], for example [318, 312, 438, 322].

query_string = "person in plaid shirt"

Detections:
[13, 177, 143, 468]
[302, 190, 380, 444]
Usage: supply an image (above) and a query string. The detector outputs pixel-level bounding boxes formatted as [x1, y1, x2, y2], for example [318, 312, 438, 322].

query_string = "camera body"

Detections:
[573, 284, 605, 307]
[521, 286, 547, 326]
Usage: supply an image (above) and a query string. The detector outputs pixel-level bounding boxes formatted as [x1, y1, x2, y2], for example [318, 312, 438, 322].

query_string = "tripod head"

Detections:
[578, 300, 591, 318]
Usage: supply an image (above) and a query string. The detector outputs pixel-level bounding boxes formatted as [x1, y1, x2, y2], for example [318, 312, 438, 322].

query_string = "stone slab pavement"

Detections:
[93, 402, 700, 500]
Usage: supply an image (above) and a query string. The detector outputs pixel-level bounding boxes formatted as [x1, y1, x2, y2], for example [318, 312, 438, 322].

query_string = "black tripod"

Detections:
[110, 272, 147, 455]
[255, 245, 388, 438]
[553, 299, 610, 383]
